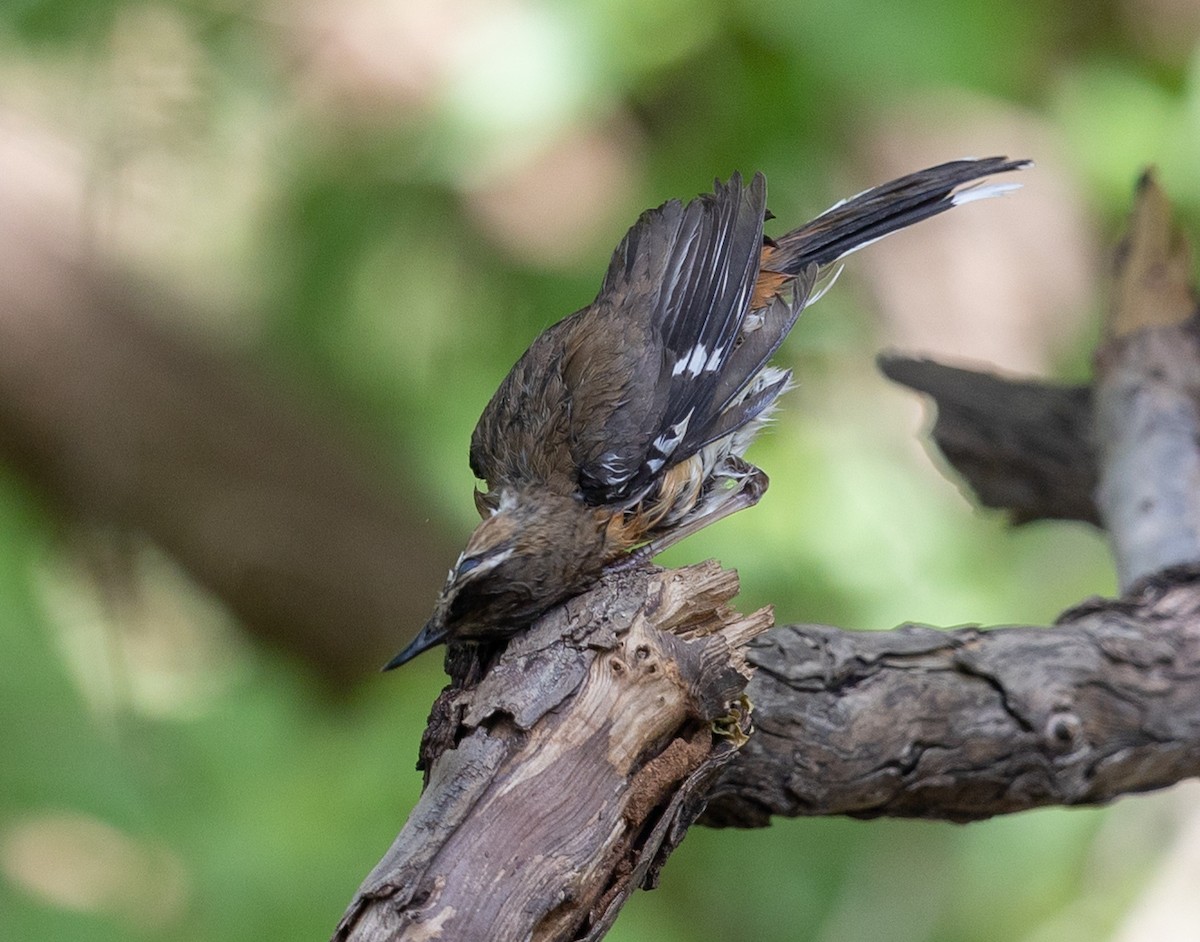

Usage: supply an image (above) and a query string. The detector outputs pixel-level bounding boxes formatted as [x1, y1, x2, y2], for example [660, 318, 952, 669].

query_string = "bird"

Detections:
[385, 156, 1029, 669]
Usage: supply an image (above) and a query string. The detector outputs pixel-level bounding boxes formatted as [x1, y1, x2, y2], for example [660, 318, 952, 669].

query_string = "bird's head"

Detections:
[384, 489, 609, 668]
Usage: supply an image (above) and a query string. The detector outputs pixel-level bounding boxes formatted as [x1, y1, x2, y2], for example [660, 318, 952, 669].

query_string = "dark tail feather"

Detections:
[382, 618, 446, 671]
[770, 157, 1030, 273]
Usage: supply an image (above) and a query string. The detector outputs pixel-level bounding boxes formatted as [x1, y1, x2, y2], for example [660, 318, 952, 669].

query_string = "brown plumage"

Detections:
[386, 157, 1029, 669]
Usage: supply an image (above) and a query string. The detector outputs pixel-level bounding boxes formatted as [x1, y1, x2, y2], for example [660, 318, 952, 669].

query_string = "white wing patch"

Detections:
[672, 343, 713, 378]
[704, 344, 726, 371]
[650, 411, 693, 460]
[672, 341, 730, 379]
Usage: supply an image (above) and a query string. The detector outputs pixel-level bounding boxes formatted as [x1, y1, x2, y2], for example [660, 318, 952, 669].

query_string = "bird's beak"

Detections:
[381, 615, 448, 671]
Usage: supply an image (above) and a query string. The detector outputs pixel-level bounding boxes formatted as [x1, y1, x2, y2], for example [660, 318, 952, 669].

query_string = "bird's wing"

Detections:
[571, 173, 771, 505]
[468, 309, 586, 504]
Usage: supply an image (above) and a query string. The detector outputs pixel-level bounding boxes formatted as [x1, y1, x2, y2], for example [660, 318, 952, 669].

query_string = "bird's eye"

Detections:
[456, 556, 482, 577]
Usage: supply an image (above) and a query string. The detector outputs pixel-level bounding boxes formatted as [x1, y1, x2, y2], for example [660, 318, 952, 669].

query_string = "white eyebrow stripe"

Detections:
[456, 545, 514, 579]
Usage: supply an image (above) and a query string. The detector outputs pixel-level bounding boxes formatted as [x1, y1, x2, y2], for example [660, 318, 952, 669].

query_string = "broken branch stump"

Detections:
[334, 561, 771, 942]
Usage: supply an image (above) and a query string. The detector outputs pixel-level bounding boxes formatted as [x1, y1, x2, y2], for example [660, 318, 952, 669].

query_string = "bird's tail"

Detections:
[767, 156, 1030, 274]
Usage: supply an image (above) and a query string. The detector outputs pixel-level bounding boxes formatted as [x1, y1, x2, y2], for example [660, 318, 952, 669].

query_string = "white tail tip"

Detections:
[952, 180, 1024, 206]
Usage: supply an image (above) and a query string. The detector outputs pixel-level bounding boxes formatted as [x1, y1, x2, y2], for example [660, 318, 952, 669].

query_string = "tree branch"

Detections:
[704, 565, 1200, 826]
[879, 172, 1200, 556]
[1094, 172, 1200, 588]
[877, 356, 1097, 525]
[707, 170, 1200, 826]
[335, 562, 770, 942]
[335, 171, 1200, 940]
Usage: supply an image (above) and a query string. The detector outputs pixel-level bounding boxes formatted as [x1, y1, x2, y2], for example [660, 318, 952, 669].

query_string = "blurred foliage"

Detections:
[1, 0, 1198, 940]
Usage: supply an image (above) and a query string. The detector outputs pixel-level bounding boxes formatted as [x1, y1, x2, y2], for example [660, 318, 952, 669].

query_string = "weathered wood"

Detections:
[878, 356, 1097, 525]
[1106, 171, 1196, 337]
[335, 170, 1200, 942]
[1094, 172, 1200, 588]
[882, 175, 1200, 561]
[702, 170, 1200, 830]
[334, 562, 770, 942]
[703, 565, 1200, 826]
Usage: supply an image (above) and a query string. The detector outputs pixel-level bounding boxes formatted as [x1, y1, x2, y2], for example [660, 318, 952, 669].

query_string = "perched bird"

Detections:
[386, 157, 1028, 669]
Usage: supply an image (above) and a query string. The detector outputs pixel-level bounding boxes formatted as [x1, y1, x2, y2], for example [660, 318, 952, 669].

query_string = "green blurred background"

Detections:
[2, 0, 1199, 939]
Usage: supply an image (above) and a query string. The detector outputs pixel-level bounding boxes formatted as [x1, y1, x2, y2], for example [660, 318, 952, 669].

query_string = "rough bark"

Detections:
[704, 565, 1200, 826]
[6, 115, 1193, 937]
[880, 173, 1200, 551]
[1094, 173, 1200, 588]
[702, 170, 1200, 828]
[335, 172, 1200, 941]
[334, 562, 769, 942]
